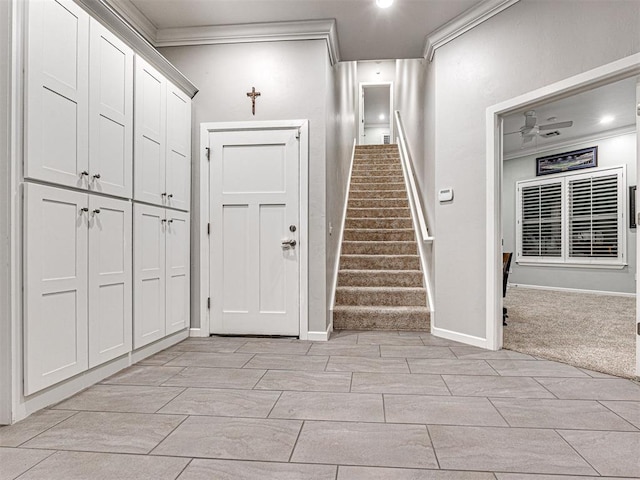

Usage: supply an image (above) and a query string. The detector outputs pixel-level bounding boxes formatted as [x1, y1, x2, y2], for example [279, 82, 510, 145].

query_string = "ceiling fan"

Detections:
[505, 110, 573, 144]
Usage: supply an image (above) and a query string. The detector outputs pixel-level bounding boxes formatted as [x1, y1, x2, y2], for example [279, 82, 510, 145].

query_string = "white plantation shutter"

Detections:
[521, 182, 562, 257]
[568, 172, 620, 259]
[516, 166, 625, 266]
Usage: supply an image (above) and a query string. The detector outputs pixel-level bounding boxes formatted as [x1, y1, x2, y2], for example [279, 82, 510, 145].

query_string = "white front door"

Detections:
[209, 128, 300, 336]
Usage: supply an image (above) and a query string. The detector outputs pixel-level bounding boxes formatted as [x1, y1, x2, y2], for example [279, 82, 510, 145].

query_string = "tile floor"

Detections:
[1, 330, 640, 479]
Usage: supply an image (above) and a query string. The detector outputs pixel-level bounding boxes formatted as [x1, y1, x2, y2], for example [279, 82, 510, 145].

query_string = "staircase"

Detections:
[333, 144, 430, 331]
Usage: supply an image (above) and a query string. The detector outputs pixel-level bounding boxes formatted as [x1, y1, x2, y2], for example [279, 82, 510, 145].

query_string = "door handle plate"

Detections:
[281, 239, 297, 248]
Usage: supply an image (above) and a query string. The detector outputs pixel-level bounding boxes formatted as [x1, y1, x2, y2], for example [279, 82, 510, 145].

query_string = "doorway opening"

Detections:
[359, 82, 393, 145]
[486, 54, 640, 375]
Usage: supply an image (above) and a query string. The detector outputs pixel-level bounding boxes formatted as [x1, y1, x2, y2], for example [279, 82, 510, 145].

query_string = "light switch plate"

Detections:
[438, 188, 454, 202]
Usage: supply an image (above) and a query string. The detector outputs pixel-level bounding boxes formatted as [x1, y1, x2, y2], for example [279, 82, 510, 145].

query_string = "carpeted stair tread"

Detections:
[350, 182, 406, 191]
[338, 269, 424, 287]
[347, 207, 410, 218]
[343, 228, 415, 241]
[348, 198, 409, 208]
[333, 305, 430, 331]
[340, 254, 420, 270]
[336, 286, 426, 306]
[345, 218, 413, 229]
[341, 241, 418, 255]
[349, 189, 407, 199]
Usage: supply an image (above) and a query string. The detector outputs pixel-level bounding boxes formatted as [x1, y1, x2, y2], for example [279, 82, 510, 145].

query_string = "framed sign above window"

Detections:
[536, 146, 598, 176]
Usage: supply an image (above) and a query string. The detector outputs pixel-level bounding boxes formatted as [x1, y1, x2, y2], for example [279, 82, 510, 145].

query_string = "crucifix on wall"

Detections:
[246, 87, 261, 115]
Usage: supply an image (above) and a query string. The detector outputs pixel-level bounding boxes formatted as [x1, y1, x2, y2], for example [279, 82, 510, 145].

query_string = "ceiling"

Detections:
[121, 0, 480, 60]
[503, 77, 637, 158]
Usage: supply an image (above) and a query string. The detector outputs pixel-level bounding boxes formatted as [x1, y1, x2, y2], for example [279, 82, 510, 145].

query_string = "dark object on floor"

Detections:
[503, 252, 513, 326]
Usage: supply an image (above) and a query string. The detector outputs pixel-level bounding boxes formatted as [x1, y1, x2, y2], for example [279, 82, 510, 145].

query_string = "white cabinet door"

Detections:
[26, 0, 89, 189]
[24, 183, 89, 395]
[166, 84, 191, 211]
[89, 19, 134, 198]
[88, 196, 132, 368]
[133, 203, 166, 348]
[166, 210, 190, 335]
[134, 57, 166, 206]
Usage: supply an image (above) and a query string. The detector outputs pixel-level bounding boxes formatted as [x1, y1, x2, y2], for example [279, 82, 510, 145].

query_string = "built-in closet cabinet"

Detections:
[134, 204, 190, 349]
[134, 57, 191, 211]
[26, 1, 134, 197]
[24, 184, 132, 395]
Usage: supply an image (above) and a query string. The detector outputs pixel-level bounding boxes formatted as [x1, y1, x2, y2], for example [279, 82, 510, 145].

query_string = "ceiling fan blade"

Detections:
[522, 135, 534, 144]
[539, 121, 573, 130]
[504, 130, 522, 135]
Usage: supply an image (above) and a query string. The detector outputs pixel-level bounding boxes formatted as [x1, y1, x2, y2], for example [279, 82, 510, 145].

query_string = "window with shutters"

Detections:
[516, 166, 626, 267]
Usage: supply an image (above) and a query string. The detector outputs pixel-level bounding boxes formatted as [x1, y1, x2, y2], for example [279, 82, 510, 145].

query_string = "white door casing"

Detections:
[166, 209, 190, 335]
[636, 76, 640, 377]
[26, 0, 89, 189]
[209, 128, 300, 336]
[89, 18, 133, 198]
[24, 183, 89, 395]
[88, 196, 132, 368]
[133, 203, 166, 348]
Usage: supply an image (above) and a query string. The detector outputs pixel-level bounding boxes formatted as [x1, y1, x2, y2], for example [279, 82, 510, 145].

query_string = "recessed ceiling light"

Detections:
[376, 0, 393, 8]
[600, 115, 615, 124]
[379, 113, 385, 120]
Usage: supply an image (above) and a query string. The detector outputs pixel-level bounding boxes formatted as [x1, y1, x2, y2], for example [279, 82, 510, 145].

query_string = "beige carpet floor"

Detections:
[503, 286, 637, 379]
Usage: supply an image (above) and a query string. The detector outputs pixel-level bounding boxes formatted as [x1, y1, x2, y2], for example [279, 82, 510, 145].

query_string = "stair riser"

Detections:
[345, 218, 412, 229]
[338, 270, 424, 287]
[347, 208, 410, 218]
[351, 176, 404, 184]
[348, 198, 408, 208]
[340, 255, 421, 270]
[333, 309, 430, 331]
[351, 167, 403, 176]
[354, 158, 400, 165]
[343, 229, 415, 241]
[341, 242, 418, 255]
[336, 288, 425, 307]
[350, 183, 406, 191]
[349, 190, 406, 200]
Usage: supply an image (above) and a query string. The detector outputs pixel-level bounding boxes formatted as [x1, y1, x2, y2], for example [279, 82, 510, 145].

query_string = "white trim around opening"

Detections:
[197, 120, 310, 340]
[485, 52, 640, 354]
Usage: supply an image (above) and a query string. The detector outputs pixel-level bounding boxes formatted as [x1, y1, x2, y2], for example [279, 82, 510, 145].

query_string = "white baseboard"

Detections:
[509, 283, 636, 298]
[189, 327, 210, 338]
[307, 321, 333, 342]
[431, 326, 489, 349]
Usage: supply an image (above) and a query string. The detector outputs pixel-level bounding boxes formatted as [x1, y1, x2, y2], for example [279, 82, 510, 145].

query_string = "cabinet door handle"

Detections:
[161, 218, 167, 223]
[92, 209, 101, 215]
[161, 192, 167, 197]
[92, 173, 101, 179]
[168, 219, 174, 224]
[80, 171, 89, 177]
[167, 193, 173, 198]
[80, 207, 89, 213]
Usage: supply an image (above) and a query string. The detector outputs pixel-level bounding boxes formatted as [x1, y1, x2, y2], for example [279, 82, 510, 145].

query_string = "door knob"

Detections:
[281, 239, 297, 248]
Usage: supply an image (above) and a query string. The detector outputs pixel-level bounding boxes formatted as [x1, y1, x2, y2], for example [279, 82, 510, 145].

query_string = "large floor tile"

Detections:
[0, 447, 54, 480]
[101, 366, 184, 386]
[491, 398, 638, 430]
[451, 347, 535, 360]
[137, 351, 183, 365]
[254, 370, 352, 392]
[442, 375, 555, 398]
[236, 341, 312, 355]
[337, 466, 496, 479]
[164, 352, 254, 368]
[152, 416, 302, 462]
[385, 394, 507, 426]
[558, 429, 640, 477]
[15, 451, 190, 480]
[408, 359, 497, 376]
[307, 344, 381, 357]
[0, 410, 76, 447]
[380, 346, 456, 359]
[269, 391, 384, 422]
[535, 377, 640, 400]
[177, 458, 337, 480]
[291, 421, 437, 468]
[243, 354, 329, 371]
[351, 373, 450, 395]
[166, 339, 245, 353]
[418, 335, 466, 347]
[356, 334, 424, 346]
[22, 411, 185, 454]
[600, 400, 640, 428]
[326, 356, 410, 373]
[487, 360, 588, 377]
[158, 387, 280, 417]
[429, 425, 596, 475]
[52, 385, 184, 413]
[496, 475, 621, 480]
[161, 367, 266, 389]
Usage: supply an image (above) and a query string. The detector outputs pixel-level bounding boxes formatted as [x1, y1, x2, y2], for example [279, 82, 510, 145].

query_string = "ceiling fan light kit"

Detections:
[505, 109, 574, 147]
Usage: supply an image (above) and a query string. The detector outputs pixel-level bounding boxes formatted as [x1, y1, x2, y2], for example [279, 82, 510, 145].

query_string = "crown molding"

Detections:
[423, 0, 520, 62]
[102, 0, 158, 43]
[155, 19, 341, 65]
[503, 124, 636, 161]
[78, 0, 198, 97]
